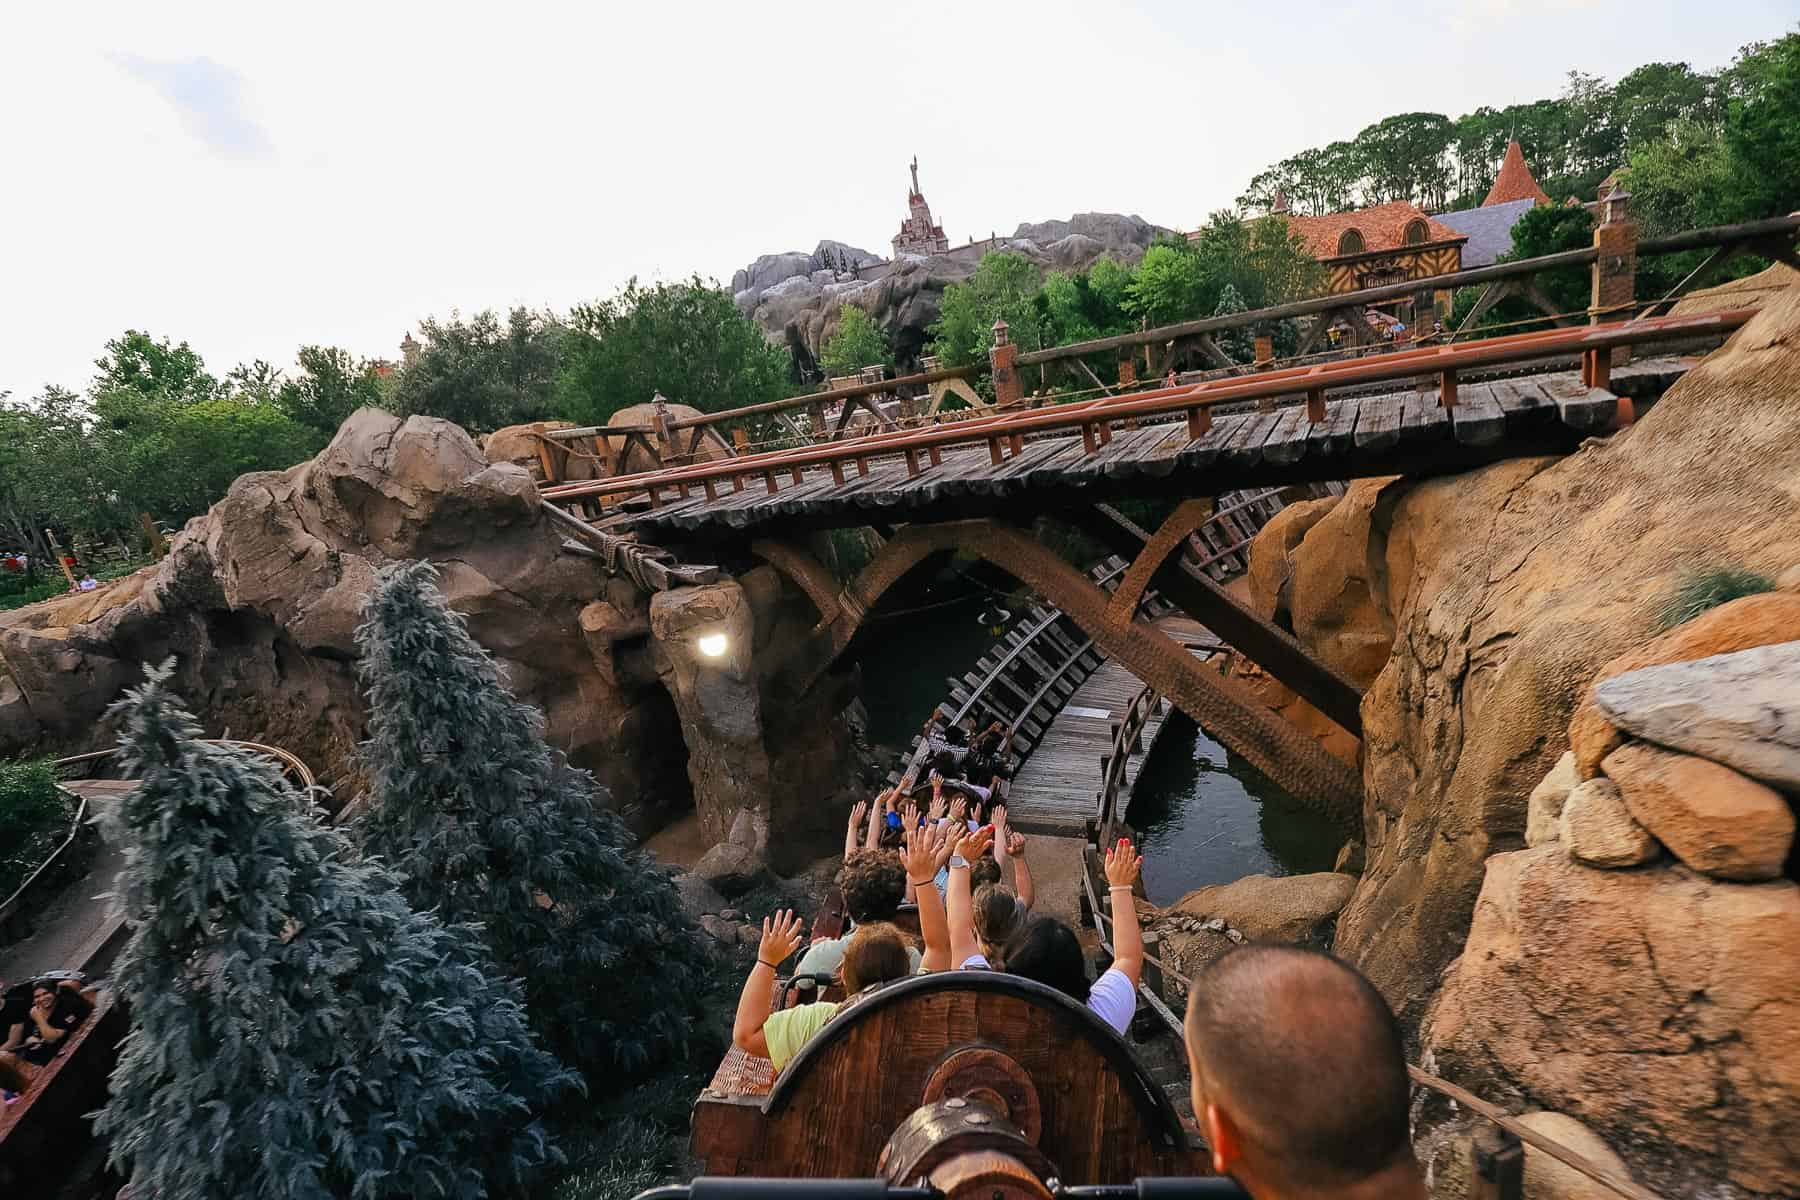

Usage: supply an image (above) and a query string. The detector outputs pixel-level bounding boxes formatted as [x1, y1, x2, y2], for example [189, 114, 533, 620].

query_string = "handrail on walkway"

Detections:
[541, 309, 1753, 507]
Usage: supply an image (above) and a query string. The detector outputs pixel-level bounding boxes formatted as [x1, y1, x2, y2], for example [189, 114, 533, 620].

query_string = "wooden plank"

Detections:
[1259, 405, 1312, 467]
[1305, 395, 1360, 458]
[1168, 411, 1247, 472]
[1352, 393, 1402, 451]
[1220, 409, 1282, 469]
[1100, 424, 1184, 481]
[1400, 389, 1450, 443]
[1534, 375, 1617, 433]
[1449, 383, 1507, 446]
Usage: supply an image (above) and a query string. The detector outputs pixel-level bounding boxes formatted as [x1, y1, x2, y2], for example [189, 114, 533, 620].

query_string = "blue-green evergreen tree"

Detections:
[95, 663, 575, 1200]
[354, 561, 711, 1078]
[1214, 283, 1254, 363]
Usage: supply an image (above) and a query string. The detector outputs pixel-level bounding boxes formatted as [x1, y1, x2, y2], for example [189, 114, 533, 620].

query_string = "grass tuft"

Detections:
[1653, 567, 1777, 633]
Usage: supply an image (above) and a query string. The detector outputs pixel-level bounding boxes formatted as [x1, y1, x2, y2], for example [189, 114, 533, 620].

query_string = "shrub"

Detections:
[355, 561, 713, 1080]
[96, 663, 575, 1200]
[1653, 567, 1777, 632]
[0, 758, 70, 897]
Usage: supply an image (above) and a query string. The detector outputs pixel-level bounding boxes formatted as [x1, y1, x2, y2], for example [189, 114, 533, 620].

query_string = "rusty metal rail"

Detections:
[541, 310, 1750, 508]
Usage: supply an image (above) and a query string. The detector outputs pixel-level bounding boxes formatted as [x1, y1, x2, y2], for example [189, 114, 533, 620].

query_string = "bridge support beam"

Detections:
[755, 522, 1364, 831]
[1067, 505, 1365, 737]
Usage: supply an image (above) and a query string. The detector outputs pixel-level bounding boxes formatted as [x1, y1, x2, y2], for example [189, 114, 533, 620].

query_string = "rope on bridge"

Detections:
[1078, 866, 1670, 1200]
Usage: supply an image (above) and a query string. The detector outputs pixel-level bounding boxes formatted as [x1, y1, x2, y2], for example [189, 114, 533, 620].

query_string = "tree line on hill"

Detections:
[4, 34, 1792, 578]
[1236, 32, 1799, 234]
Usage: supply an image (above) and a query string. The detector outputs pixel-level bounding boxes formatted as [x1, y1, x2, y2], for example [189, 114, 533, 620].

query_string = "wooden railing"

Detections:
[528, 213, 1796, 481]
[540, 309, 1752, 508]
[0, 794, 91, 944]
[1096, 682, 1162, 842]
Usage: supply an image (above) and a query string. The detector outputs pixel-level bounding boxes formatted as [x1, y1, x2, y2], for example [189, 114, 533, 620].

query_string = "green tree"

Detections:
[354, 561, 713, 1077]
[392, 308, 566, 432]
[928, 252, 1046, 368]
[1125, 241, 1207, 327]
[93, 331, 218, 403]
[1212, 284, 1253, 362]
[96, 663, 575, 1200]
[557, 277, 787, 425]
[278, 345, 387, 436]
[1719, 33, 1800, 224]
[818, 305, 894, 379]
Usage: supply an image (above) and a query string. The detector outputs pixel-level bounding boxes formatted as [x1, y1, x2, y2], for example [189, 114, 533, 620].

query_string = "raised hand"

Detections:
[1006, 830, 1026, 856]
[948, 795, 968, 827]
[757, 909, 806, 968]
[1104, 837, 1143, 889]
[848, 800, 867, 831]
[955, 824, 995, 863]
[928, 791, 947, 822]
[901, 818, 946, 884]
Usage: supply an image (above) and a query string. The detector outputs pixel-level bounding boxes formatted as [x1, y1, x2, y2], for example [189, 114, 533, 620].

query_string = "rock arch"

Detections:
[754, 519, 1361, 829]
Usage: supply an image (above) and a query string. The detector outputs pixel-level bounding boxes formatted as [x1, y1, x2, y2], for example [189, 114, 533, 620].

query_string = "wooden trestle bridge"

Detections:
[525, 210, 1793, 825]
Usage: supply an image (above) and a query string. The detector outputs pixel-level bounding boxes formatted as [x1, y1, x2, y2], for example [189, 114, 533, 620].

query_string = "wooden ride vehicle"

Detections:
[692, 971, 1214, 1191]
[0, 974, 126, 1188]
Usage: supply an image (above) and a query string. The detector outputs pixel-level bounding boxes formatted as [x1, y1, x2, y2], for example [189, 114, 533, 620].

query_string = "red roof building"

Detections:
[1483, 139, 1552, 207]
[1237, 200, 1468, 297]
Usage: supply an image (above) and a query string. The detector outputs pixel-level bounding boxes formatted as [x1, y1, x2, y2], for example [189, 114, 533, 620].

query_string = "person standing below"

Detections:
[1184, 947, 1426, 1200]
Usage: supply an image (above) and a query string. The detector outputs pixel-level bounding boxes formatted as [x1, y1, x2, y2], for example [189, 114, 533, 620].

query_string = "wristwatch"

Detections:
[949, 855, 969, 869]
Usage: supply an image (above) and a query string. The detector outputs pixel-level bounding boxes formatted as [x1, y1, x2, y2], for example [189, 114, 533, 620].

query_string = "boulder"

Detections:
[1513, 1112, 1638, 1200]
[1168, 872, 1354, 943]
[1526, 751, 1580, 847]
[1281, 477, 1405, 688]
[1778, 564, 1800, 593]
[1594, 640, 1800, 791]
[1244, 494, 1342, 626]
[693, 843, 770, 899]
[1425, 846, 1800, 1199]
[1325, 290, 1800, 1024]
[1568, 592, 1800, 778]
[672, 870, 728, 918]
[697, 913, 739, 944]
[1333, 839, 1365, 875]
[1559, 777, 1659, 867]
[483, 420, 598, 482]
[1601, 742, 1793, 881]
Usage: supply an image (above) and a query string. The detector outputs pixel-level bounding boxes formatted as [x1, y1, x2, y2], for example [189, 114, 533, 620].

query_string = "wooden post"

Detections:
[531, 422, 560, 484]
[138, 513, 168, 560]
[44, 528, 77, 589]
[1141, 931, 1165, 1001]
[1469, 1126, 1524, 1200]
[732, 427, 750, 454]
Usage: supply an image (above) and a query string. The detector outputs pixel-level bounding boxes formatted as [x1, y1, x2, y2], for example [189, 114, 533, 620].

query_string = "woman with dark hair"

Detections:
[999, 839, 1144, 1035]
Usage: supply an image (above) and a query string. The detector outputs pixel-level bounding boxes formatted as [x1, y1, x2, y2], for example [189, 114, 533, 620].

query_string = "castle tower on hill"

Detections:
[892, 156, 950, 257]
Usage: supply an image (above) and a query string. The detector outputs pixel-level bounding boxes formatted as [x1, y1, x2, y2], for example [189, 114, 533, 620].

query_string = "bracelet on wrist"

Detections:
[1109, 884, 1135, 892]
[907, 876, 934, 888]
[756, 958, 779, 970]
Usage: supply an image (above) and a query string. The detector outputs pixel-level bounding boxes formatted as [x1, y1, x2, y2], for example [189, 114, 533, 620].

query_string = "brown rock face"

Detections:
[1245, 494, 1341, 625]
[1567, 592, 1800, 778]
[1280, 477, 1405, 689]
[0, 410, 864, 859]
[1425, 846, 1800, 1199]
[1601, 742, 1794, 880]
[1168, 871, 1354, 943]
[1525, 751, 1580, 848]
[1312, 292, 1800, 1024]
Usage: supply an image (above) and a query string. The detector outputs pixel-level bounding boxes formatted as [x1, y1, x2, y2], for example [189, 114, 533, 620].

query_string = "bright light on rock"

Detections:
[696, 632, 729, 658]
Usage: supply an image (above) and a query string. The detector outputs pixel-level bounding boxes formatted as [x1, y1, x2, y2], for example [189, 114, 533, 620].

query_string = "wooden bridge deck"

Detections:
[1007, 616, 1218, 837]
[599, 359, 1691, 540]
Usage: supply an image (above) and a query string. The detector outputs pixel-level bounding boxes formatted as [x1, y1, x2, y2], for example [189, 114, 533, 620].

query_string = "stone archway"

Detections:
[754, 519, 1362, 830]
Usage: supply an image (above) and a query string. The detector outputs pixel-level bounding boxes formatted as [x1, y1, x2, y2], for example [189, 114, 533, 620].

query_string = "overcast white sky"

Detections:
[2, 0, 1790, 397]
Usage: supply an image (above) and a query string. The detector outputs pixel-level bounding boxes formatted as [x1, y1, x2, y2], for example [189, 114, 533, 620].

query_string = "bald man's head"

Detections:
[1185, 947, 1413, 1191]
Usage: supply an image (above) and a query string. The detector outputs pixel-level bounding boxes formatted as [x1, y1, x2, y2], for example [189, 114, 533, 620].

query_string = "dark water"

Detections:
[851, 593, 1011, 752]
[1125, 713, 1343, 906]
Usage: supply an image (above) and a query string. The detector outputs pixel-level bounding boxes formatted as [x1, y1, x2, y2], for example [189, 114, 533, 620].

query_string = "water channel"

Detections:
[1124, 714, 1342, 906]
[853, 578, 1344, 906]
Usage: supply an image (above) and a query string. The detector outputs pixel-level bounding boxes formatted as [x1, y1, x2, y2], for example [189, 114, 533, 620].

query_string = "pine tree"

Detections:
[355, 561, 712, 1077]
[1214, 283, 1254, 363]
[95, 662, 576, 1200]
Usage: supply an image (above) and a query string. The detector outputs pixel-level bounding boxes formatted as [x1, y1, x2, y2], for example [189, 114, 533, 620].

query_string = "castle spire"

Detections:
[1483, 139, 1551, 208]
[910, 155, 920, 198]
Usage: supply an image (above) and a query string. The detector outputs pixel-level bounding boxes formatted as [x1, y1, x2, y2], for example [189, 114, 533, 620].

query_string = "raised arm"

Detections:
[1007, 829, 1035, 912]
[844, 800, 867, 861]
[732, 909, 806, 1058]
[901, 810, 952, 972]
[864, 789, 886, 852]
[1104, 838, 1145, 986]
[948, 825, 995, 968]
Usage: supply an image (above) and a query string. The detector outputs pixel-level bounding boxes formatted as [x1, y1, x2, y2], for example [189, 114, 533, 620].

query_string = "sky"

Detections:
[1, 0, 1791, 398]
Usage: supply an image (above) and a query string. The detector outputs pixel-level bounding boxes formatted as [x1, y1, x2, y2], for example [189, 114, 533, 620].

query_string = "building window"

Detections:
[1403, 219, 1429, 245]
[1336, 228, 1365, 256]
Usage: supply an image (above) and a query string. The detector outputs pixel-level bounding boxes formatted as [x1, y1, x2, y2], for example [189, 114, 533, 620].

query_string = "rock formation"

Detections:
[0, 410, 866, 870]
[1242, 289, 1800, 1029]
[1147, 871, 1354, 986]
[730, 214, 1169, 367]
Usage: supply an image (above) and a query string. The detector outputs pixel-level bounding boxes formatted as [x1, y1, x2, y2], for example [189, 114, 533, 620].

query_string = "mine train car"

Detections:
[689, 971, 1242, 1199]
